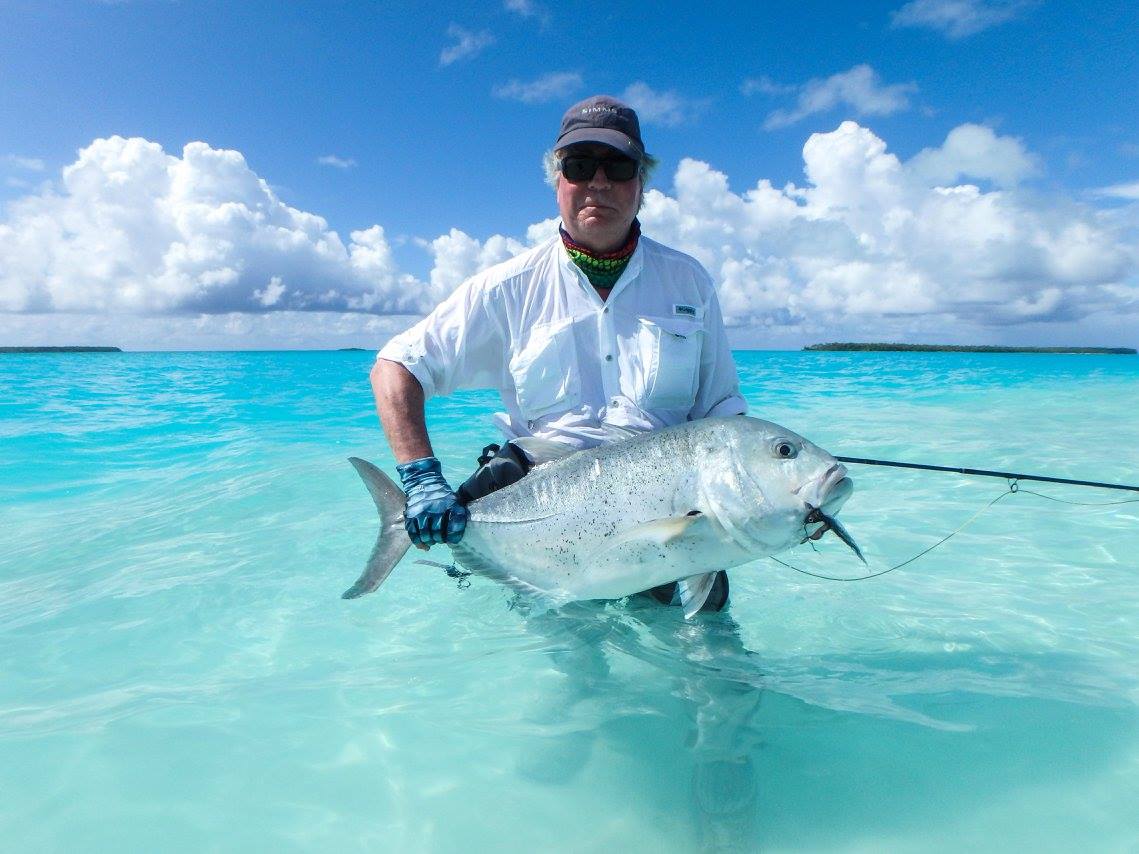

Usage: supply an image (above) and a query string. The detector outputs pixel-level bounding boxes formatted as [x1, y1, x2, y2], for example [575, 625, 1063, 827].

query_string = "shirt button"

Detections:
[603, 306, 610, 314]
[605, 354, 613, 362]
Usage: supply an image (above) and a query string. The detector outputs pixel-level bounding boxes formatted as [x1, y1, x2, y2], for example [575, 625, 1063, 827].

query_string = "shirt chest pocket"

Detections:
[509, 316, 581, 420]
[637, 316, 704, 410]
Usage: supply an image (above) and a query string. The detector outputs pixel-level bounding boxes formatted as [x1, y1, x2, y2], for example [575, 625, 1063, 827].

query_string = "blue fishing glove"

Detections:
[396, 456, 468, 546]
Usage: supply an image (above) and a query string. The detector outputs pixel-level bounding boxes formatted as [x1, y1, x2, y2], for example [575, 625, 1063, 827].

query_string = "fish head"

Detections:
[714, 418, 860, 560]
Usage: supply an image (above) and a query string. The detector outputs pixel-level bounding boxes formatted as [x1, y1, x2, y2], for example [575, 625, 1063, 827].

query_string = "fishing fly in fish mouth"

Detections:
[794, 461, 864, 561]
[803, 502, 865, 562]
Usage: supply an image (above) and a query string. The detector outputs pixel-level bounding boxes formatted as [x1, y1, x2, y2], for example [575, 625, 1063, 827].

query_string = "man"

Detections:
[371, 95, 747, 612]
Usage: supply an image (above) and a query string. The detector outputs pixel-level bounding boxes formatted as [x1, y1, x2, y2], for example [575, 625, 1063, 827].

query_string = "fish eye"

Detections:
[772, 438, 799, 459]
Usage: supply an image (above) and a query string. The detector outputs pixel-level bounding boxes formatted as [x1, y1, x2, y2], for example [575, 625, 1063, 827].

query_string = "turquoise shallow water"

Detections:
[2, 350, 1138, 852]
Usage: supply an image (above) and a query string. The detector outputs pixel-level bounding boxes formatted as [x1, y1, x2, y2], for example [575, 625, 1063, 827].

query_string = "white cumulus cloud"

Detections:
[760, 65, 918, 129]
[253, 275, 287, 307]
[0, 136, 431, 315]
[492, 72, 582, 104]
[422, 229, 528, 296]
[2, 125, 1135, 350]
[891, 0, 1029, 39]
[907, 123, 1038, 188]
[636, 121, 1135, 331]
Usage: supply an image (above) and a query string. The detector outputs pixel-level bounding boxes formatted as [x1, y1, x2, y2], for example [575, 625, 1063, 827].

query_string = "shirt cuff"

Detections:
[376, 340, 438, 401]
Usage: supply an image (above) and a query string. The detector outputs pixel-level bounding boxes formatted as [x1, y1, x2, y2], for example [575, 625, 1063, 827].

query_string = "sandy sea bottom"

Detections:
[1, 350, 1137, 852]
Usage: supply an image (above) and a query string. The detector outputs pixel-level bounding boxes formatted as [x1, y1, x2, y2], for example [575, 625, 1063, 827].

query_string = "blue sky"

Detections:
[1, 0, 1137, 349]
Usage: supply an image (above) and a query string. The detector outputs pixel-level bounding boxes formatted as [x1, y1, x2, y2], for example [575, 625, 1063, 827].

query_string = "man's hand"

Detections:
[396, 457, 468, 546]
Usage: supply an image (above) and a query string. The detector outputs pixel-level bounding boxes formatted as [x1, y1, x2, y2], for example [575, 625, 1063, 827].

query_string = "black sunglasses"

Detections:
[558, 154, 639, 183]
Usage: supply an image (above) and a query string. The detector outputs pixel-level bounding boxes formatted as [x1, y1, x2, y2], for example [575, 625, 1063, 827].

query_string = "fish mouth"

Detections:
[795, 462, 849, 502]
[801, 464, 864, 563]
[821, 463, 852, 504]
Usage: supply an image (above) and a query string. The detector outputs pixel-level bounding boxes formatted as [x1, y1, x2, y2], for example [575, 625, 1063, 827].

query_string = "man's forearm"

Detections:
[371, 358, 434, 463]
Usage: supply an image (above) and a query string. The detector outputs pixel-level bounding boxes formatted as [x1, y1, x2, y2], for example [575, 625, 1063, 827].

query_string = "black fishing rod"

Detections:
[834, 456, 1139, 493]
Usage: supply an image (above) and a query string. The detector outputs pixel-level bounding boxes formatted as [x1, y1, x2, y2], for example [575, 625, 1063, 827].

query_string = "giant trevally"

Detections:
[344, 416, 861, 616]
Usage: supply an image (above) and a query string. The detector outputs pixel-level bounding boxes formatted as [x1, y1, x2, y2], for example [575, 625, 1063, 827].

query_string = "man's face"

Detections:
[555, 143, 642, 254]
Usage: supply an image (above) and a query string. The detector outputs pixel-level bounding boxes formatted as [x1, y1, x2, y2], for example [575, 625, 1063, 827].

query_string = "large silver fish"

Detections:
[345, 416, 861, 616]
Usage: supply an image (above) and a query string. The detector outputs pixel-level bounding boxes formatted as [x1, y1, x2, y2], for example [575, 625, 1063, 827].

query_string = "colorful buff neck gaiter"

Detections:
[560, 220, 640, 291]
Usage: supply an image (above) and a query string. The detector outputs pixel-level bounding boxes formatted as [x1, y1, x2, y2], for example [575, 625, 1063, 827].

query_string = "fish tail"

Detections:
[343, 457, 412, 599]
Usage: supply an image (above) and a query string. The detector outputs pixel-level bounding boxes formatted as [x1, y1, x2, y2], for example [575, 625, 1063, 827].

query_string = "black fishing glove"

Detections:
[396, 456, 468, 546]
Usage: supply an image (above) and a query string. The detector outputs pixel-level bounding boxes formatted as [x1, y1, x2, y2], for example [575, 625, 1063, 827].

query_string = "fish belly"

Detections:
[452, 508, 752, 603]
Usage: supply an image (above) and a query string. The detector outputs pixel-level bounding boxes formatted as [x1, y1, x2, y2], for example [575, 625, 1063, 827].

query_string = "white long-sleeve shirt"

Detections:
[378, 234, 747, 449]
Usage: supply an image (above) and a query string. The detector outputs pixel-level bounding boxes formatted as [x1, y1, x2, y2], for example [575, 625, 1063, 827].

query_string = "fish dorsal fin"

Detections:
[512, 437, 580, 468]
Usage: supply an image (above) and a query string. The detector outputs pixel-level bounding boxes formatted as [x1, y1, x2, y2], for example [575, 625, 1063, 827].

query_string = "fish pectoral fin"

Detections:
[606, 512, 705, 549]
[586, 512, 710, 567]
[582, 513, 726, 601]
[677, 572, 718, 619]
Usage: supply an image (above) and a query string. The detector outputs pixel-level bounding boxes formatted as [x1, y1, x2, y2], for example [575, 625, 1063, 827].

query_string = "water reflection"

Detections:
[519, 598, 765, 852]
[505, 589, 1137, 852]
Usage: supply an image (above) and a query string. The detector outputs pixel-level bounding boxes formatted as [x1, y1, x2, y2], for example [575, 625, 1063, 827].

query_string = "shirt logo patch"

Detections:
[673, 304, 697, 318]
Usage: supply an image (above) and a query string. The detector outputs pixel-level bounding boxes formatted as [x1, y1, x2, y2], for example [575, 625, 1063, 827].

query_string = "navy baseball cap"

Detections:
[554, 95, 645, 161]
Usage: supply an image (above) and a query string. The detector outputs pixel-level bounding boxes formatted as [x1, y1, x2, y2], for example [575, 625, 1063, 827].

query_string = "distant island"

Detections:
[1, 346, 123, 354]
[804, 343, 1136, 355]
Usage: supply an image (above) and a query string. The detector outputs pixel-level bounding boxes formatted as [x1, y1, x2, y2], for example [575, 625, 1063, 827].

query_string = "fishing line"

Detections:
[776, 476, 1139, 582]
[774, 486, 1017, 582]
[1009, 488, 1139, 507]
